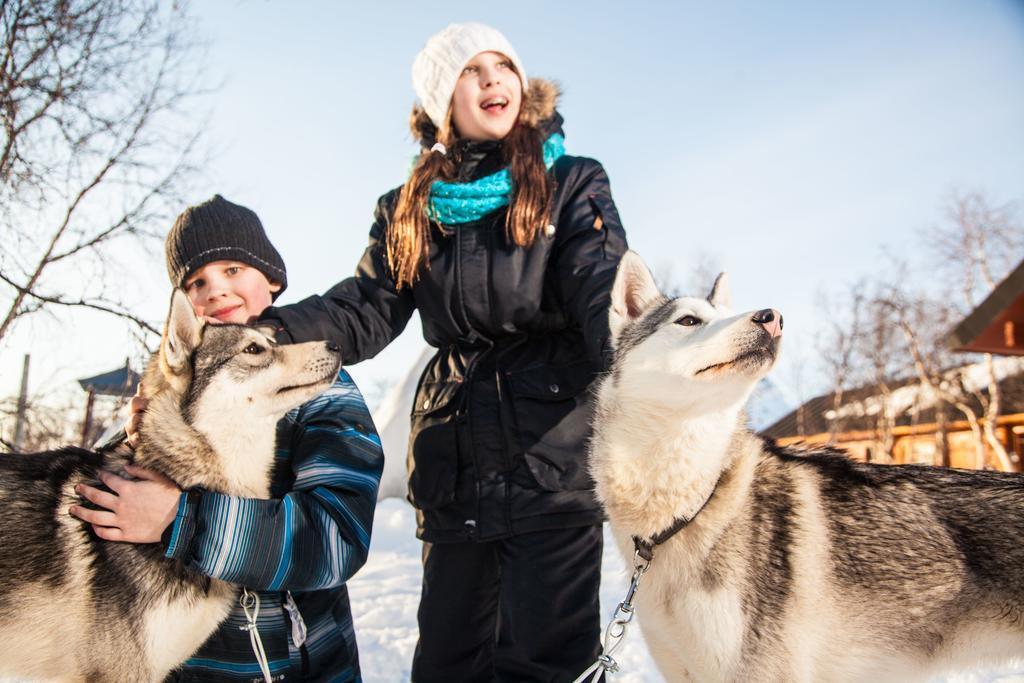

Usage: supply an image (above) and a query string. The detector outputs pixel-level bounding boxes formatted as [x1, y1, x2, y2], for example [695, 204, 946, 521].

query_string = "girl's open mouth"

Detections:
[480, 96, 509, 114]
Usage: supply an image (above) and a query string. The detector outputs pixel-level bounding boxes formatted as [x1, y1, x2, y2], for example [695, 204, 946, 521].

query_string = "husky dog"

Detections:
[590, 251, 1024, 683]
[0, 290, 341, 682]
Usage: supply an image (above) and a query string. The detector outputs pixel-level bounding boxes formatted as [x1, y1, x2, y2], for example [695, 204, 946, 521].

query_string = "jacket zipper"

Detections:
[453, 223, 493, 389]
[453, 222, 498, 539]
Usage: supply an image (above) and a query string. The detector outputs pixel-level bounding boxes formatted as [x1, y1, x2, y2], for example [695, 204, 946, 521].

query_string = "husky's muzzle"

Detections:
[695, 309, 783, 376]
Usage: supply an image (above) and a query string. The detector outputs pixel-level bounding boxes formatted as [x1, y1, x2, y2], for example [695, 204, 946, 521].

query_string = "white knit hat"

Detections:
[411, 22, 528, 129]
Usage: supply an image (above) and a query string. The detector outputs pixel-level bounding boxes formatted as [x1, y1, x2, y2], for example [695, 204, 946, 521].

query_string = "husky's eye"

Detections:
[243, 343, 264, 355]
[675, 315, 702, 327]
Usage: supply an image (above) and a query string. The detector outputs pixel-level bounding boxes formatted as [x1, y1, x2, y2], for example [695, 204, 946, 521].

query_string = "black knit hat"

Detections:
[165, 195, 287, 300]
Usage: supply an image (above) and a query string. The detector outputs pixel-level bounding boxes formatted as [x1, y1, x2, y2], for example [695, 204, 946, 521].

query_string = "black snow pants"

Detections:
[411, 524, 603, 683]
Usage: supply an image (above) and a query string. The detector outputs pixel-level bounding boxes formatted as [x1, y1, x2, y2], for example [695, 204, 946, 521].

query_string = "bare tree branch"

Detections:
[0, 0, 207, 345]
[813, 192, 1020, 469]
[0, 267, 158, 335]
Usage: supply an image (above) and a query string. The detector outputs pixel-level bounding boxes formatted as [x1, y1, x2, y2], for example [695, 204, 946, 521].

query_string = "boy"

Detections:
[71, 195, 384, 682]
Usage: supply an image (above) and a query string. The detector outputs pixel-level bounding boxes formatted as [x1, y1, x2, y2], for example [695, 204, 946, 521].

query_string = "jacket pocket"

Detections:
[587, 193, 625, 258]
[407, 380, 463, 510]
[506, 361, 596, 492]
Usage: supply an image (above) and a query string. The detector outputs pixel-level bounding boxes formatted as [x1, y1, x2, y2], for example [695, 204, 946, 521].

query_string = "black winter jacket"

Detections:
[262, 119, 628, 543]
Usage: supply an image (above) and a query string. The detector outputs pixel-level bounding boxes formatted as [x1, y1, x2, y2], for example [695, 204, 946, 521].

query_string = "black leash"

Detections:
[94, 427, 129, 453]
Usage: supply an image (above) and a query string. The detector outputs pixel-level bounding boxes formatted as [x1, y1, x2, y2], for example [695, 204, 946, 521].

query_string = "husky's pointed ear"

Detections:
[707, 272, 731, 309]
[253, 323, 278, 341]
[610, 251, 664, 342]
[161, 288, 203, 375]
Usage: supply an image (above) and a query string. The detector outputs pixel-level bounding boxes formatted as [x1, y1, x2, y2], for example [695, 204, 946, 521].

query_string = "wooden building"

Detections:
[764, 258, 1024, 471]
[761, 366, 1024, 471]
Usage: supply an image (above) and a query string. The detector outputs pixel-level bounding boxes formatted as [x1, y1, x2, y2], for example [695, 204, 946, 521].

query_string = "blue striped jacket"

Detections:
[163, 370, 384, 682]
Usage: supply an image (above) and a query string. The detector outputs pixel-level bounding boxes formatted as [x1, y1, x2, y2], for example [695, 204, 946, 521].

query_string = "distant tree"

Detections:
[876, 289, 994, 467]
[812, 192, 1021, 469]
[815, 275, 908, 458]
[920, 191, 1023, 469]
[0, 0, 206, 345]
[815, 282, 866, 444]
[930, 191, 1023, 307]
[859, 294, 901, 459]
[0, 385, 130, 452]
[870, 192, 1021, 469]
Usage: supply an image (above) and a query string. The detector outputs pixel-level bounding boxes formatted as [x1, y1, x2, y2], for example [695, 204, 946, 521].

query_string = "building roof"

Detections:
[947, 258, 1024, 356]
[77, 364, 140, 396]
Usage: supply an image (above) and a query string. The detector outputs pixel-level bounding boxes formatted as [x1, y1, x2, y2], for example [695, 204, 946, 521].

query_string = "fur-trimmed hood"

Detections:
[409, 77, 561, 147]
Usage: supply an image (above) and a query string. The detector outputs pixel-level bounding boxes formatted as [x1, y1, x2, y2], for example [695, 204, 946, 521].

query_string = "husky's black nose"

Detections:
[326, 341, 341, 353]
[752, 309, 783, 338]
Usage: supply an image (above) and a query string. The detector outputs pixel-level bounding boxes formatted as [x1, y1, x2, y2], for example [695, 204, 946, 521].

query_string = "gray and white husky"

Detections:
[0, 290, 340, 682]
[590, 251, 1024, 682]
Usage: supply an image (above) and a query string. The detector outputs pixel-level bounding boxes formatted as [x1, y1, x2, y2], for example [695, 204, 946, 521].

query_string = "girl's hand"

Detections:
[68, 465, 181, 543]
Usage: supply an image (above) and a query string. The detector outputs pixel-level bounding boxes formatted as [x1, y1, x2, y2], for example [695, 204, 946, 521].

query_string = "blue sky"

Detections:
[2, 0, 1023, 410]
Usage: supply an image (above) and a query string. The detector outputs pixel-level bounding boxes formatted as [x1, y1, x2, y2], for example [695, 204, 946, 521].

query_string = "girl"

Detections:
[262, 23, 628, 681]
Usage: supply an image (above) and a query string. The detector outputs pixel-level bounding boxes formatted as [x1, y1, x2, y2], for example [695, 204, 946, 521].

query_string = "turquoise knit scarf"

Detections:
[428, 133, 565, 225]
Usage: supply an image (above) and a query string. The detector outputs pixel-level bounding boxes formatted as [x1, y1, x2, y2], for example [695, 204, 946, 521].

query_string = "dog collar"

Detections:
[632, 476, 721, 563]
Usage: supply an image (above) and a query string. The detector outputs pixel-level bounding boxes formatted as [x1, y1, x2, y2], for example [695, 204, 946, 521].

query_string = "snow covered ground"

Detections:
[350, 499, 1024, 683]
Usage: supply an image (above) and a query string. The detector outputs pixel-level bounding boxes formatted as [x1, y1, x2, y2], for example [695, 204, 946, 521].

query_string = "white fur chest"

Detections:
[191, 398, 279, 498]
[608, 528, 746, 682]
[144, 579, 236, 678]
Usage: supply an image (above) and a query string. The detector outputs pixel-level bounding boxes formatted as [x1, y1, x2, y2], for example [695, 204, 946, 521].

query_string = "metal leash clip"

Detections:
[572, 551, 651, 683]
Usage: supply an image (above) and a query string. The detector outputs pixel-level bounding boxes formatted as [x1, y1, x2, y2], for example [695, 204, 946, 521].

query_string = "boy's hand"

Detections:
[68, 465, 181, 543]
[124, 382, 148, 448]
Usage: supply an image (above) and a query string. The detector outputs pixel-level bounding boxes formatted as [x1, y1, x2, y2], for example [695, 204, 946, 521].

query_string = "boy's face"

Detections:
[183, 260, 281, 324]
